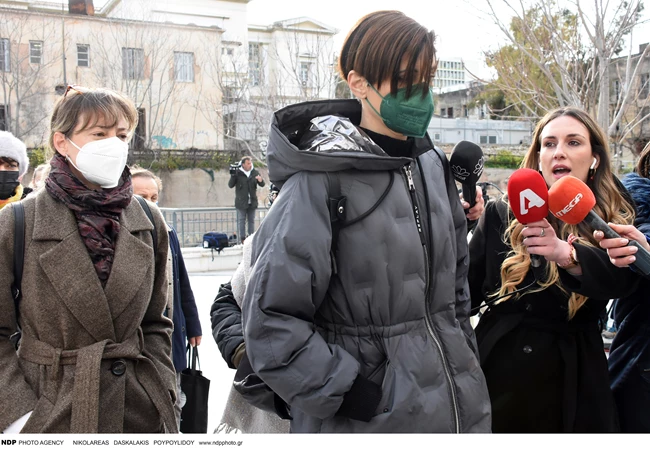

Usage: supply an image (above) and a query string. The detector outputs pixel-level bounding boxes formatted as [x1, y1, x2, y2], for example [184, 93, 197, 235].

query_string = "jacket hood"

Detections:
[266, 99, 433, 187]
[623, 172, 650, 235]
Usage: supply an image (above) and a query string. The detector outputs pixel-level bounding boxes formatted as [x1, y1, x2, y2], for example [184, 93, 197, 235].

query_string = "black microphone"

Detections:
[450, 141, 484, 209]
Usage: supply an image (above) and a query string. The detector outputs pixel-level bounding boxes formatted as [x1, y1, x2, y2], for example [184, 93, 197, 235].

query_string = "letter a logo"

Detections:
[520, 189, 545, 215]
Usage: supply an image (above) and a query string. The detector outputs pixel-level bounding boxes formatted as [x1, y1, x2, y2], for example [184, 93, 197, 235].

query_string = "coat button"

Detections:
[111, 359, 127, 376]
[525, 303, 532, 311]
[523, 345, 533, 354]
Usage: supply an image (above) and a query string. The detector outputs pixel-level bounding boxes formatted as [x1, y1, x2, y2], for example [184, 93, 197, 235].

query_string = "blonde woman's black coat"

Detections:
[469, 199, 639, 432]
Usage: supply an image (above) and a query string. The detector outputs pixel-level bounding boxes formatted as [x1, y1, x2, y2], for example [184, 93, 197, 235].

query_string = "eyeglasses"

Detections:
[63, 84, 85, 97]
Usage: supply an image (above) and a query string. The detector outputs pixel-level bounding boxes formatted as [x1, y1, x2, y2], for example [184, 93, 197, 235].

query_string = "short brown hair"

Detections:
[48, 87, 138, 152]
[131, 165, 163, 192]
[241, 156, 252, 165]
[338, 10, 437, 98]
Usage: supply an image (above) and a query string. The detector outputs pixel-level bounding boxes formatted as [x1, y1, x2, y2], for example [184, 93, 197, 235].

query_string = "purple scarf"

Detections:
[45, 153, 133, 287]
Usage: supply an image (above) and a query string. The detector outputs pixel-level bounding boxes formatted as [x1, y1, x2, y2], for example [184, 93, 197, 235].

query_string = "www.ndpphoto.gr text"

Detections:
[197, 440, 243, 446]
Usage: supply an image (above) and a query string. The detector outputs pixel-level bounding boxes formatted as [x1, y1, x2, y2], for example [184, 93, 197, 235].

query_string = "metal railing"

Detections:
[159, 207, 269, 247]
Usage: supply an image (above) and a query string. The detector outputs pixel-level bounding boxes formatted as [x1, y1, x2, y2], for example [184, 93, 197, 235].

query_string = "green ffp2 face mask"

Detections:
[365, 83, 435, 138]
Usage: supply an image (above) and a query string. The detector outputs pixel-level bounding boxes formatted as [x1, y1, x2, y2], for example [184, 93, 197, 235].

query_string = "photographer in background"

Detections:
[228, 156, 264, 244]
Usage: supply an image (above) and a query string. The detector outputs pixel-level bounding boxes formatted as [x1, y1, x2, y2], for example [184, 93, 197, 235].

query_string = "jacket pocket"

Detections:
[20, 395, 54, 433]
[374, 361, 395, 417]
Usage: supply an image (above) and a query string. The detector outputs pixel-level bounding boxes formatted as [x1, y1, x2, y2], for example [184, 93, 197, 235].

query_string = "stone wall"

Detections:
[23, 164, 511, 208]
[153, 165, 514, 209]
[157, 167, 271, 208]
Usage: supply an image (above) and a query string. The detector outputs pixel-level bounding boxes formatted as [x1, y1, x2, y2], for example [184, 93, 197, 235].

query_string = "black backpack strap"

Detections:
[12, 202, 25, 304]
[134, 195, 157, 253]
[10, 202, 25, 349]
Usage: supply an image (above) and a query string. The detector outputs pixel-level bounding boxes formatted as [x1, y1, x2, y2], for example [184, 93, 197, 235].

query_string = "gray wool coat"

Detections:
[0, 189, 177, 433]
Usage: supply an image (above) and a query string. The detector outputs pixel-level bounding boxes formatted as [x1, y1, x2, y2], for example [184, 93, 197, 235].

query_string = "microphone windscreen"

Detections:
[507, 168, 549, 224]
[450, 141, 484, 185]
[548, 176, 596, 225]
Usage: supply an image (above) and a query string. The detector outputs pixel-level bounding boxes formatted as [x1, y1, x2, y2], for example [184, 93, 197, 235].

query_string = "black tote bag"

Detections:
[180, 345, 211, 433]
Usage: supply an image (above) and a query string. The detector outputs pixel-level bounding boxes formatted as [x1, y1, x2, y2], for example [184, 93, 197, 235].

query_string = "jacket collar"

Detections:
[33, 190, 155, 342]
[273, 99, 435, 158]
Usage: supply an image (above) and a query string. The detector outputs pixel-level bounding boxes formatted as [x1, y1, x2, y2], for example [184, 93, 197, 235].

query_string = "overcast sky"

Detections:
[41, 0, 650, 79]
[247, 0, 505, 61]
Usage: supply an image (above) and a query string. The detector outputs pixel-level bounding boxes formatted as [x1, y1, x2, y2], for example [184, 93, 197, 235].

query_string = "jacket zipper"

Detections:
[402, 163, 460, 433]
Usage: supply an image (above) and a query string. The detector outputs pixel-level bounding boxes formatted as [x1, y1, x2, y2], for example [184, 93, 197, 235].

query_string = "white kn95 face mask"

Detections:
[67, 136, 129, 189]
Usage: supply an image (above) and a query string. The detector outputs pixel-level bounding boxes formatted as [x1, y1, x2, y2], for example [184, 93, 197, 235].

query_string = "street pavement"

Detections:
[187, 271, 237, 434]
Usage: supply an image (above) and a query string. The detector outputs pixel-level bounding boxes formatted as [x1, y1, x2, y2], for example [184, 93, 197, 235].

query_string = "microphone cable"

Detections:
[470, 271, 540, 316]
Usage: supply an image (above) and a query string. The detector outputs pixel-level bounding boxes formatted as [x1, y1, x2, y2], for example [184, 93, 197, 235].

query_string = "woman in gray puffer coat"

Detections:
[241, 10, 491, 433]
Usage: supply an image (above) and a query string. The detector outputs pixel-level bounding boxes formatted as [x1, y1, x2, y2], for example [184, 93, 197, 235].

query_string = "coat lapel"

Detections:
[103, 198, 155, 321]
[34, 192, 116, 342]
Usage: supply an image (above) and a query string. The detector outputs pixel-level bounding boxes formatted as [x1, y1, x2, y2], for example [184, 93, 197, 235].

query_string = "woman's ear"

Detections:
[52, 132, 68, 157]
[347, 70, 368, 99]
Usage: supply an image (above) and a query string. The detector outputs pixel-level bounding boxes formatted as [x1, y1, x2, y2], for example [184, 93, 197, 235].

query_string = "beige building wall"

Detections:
[0, 6, 224, 150]
[0, 1, 336, 161]
[252, 19, 337, 104]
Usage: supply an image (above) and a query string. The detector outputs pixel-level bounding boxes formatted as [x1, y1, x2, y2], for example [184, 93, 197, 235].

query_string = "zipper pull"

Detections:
[404, 165, 415, 191]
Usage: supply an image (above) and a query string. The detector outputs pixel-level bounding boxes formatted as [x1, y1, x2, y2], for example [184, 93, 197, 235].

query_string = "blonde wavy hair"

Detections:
[494, 107, 635, 319]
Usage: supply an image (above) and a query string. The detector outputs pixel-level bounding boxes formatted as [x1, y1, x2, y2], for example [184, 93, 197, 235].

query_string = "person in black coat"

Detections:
[594, 143, 650, 432]
[469, 107, 640, 432]
[228, 156, 264, 244]
[131, 168, 202, 429]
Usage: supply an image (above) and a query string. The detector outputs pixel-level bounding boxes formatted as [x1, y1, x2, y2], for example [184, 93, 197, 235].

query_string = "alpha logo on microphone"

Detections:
[519, 189, 546, 215]
[554, 193, 583, 218]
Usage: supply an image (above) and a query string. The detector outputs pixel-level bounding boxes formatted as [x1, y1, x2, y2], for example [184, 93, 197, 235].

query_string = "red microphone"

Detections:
[507, 168, 549, 267]
[548, 176, 650, 275]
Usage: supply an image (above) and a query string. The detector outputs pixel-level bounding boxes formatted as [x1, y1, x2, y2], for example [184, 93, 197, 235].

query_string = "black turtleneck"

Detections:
[359, 127, 415, 159]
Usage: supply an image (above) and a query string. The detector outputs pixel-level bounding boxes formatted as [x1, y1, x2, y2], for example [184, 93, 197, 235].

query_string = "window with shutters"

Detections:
[122, 47, 144, 80]
[174, 52, 194, 82]
[248, 43, 261, 86]
[1, 38, 10, 72]
[77, 44, 90, 67]
[29, 41, 42, 64]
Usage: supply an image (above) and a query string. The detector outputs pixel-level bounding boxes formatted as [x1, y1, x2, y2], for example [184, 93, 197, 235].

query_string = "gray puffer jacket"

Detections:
[242, 99, 491, 433]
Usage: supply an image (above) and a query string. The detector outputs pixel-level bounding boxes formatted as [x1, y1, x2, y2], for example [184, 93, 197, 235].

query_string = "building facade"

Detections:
[428, 115, 531, 146]
[432, 58, 467, 89]
[0, 0, 336, 156]
[610, 43, 650, 158]
[434, 81, 487, 120]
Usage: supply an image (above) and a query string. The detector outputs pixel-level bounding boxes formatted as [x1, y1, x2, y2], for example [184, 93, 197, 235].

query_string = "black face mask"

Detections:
[0, 170, 20, 200]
